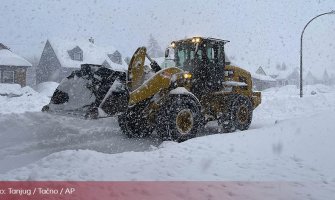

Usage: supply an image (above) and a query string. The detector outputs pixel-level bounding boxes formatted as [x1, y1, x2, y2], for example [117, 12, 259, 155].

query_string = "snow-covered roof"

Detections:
[103, 58, 128, 72]
[230, 60, 275, 82]
[0, 48, 32, 67]
[48, 38, 127, 71]
[251, 72, 276, 81]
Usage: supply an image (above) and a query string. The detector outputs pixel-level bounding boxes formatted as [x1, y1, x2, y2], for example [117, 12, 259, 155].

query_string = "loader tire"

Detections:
[218, 95, 253, 133]
[118, 109, 153, 138]
[232, 95, 253, 131]
[219, 95, 252, 132]
[157, 95, 202, 142]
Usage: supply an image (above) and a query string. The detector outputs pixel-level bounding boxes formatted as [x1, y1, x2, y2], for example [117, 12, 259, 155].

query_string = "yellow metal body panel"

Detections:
[199, 65, 261, 114]
[225, 65, 252, 96]
[225, 65, 261, 109]
[252, 91, 261, 108]
[129, 67, 183, 105]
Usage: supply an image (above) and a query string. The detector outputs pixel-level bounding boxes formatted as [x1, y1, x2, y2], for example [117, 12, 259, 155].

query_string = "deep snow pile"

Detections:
[0, 84, 334, 185]
[0, 83, 56, 114]
[254, 84, 335, 125]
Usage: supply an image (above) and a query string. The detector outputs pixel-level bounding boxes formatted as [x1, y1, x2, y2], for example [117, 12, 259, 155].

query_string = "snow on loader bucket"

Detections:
[42, 64, 128, 119]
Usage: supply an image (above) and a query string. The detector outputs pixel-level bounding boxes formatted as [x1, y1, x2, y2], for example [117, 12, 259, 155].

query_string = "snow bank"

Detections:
[0, 84, 52, 114]
[34, 82, 59, 97]
[255, 84, 335, 122]
[262, 84, 335, 97]
[0, 83, 22, 95]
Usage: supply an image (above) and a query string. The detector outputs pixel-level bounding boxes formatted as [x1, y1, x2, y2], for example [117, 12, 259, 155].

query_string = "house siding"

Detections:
[252, 77, 276, 91]
[37, 40, 62, 83]
[0, 65, 28, 86]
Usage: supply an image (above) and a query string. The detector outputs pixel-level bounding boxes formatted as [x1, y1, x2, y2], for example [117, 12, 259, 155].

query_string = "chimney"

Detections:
[89, 37, 94, 44]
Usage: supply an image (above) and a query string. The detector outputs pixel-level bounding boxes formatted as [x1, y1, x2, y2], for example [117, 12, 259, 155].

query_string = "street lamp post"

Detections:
[300, 10, 335, 98]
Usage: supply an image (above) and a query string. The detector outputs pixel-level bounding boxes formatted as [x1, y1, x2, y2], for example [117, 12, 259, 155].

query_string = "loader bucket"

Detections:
[127, 47, 146, 92]
[42, 64, 128, 119]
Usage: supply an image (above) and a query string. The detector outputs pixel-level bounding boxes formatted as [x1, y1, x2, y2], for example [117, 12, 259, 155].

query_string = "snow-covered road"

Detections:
[0, 112, 162, 174]
[0, 84, 335, 185]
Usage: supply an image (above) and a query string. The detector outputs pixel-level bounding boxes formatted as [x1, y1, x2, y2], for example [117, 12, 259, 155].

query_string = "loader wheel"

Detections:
[232, 96, 253, 131]
[157, 95, 202, 142]
[118, 109, 153, 138]
[219, 95, 253, 132]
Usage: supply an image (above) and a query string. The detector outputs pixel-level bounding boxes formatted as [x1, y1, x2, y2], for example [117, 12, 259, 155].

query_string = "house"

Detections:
[36, 38, 127, 83]
[255, 66, 267, 76]
[275, 67, 300, 87]
[262, 66, 300, 87]
[229, 58, 278, 91]
[304, 71, 318, 85]
[252, 66, 276, 90]
[0, 43, 32, 87]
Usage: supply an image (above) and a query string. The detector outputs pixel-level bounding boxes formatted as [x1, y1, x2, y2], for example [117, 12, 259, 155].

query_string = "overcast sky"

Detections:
[1, 0, 334, 76]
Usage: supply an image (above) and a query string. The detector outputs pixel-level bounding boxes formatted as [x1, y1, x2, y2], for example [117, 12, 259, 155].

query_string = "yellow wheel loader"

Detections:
[43, 37, 261, 142]
[119, 37, 261, 142]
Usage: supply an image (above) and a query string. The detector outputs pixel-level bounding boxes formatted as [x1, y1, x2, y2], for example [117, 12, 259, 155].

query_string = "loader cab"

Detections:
[166, 37, 230, 97]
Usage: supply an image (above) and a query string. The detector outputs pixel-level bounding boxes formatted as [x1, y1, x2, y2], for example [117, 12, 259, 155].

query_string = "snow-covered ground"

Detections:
[0, 84, 52, 114]
[0, 84, 334, 188]
[0, 82, 58, 115]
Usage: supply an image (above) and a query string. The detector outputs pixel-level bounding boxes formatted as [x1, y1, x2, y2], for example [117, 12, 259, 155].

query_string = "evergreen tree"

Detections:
[146, 34, 164, 58]
[281, 62, 287, 70]
[276, 62, 287, 71]
[276, 63, 281, 71]
[331, 73, 335, 85]
[322, 69, 330, 85]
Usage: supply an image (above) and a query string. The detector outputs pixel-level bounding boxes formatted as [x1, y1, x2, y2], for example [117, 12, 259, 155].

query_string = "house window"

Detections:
[74, 52, 82, 61]
[3, 70, 15, 83]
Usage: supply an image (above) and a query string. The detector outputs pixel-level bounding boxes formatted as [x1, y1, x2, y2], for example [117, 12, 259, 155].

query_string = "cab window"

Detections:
[205, 44, 217, 63]
[205, 43, 225, 65]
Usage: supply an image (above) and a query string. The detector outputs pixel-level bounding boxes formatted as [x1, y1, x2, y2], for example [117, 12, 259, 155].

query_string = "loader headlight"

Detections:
[171, 42, 176, 48]
[192, 37, 201, 43]
[183, 73, 192, 79]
